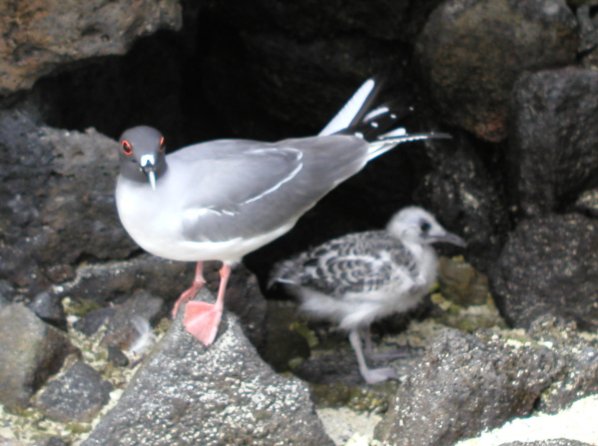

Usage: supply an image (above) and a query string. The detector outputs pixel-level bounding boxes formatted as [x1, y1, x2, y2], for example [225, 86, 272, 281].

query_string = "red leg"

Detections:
[183, 263, 231, 346]
[172, 262, 205, 318]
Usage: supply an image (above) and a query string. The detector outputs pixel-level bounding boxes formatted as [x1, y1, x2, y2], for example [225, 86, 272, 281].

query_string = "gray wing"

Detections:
[170, 135, 369, 242]
[289, 231, 416, 297]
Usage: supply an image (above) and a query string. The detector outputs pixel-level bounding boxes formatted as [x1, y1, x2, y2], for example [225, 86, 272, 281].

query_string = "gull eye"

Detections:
[121, 140, 133, 156]
[159, 136, 166, 152]
[419, 220, 431, 233]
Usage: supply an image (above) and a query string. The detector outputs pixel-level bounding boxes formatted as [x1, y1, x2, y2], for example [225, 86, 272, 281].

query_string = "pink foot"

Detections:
[172, 262, 205, 318]
[180, 263, 231, 346]
[172, 287, 196, 318]
[183, 301, 223, 346]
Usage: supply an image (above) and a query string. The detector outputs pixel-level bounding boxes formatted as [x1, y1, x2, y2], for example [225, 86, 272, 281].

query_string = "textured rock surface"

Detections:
[529, 317, 598, 413]
[97, 290, 164, 351]
[414, 136, 509, 272]
[33, 361, 113, 423]
[509, 68, 598, 217]
[0, 304, 76, 411]
[490, 213, 598, 331]
[62, 257, 267, 347]
[0, 280, 14, 308]
[29, 291, 66, 329]
[416, 0, 578, 141]
[82, 288, 333, 446]
[375, 328, 561, 445]
[0, 107, 135, 292]
[55, 255, 187, 307]
[0, 0, 182, 95]
[573, 188, 598, 217]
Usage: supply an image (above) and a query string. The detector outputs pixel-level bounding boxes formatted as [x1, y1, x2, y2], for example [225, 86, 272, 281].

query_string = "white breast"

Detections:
[115, 175, 296, 263]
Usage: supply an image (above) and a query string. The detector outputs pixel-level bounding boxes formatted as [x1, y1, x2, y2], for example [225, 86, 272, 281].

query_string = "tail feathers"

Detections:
[367, 131, 452, 161]
[319, 78, 383, 136]
[318, 75, 452, 163]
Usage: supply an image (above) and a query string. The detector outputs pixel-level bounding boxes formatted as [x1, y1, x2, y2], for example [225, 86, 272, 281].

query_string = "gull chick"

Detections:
[270, 206, 465, 384]
[115, 78, 450, 347]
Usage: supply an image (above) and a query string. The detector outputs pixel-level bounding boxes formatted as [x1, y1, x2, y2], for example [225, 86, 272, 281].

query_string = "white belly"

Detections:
[115, 177, 295, 262]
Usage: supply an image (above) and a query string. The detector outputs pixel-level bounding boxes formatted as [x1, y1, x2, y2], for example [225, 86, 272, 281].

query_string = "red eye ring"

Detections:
[121, 140, 133, 156]
[159, 136, 165, 152]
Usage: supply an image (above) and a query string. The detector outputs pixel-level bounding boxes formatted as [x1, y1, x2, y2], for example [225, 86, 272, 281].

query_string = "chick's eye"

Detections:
[420, 221, 431, 233]
[121, 140, 133, 156]
[159, 136, 165, 152]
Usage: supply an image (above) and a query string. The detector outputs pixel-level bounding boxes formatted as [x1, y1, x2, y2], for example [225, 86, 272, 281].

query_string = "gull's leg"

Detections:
[348, 329, 397, 384]
[172, 262, 206, 318]
[183, 263, 231, 346]
[363, 328, 412, 361]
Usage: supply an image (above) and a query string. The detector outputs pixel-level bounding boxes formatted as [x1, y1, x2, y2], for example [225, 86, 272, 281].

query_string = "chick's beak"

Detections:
[435, 231, 466, 247]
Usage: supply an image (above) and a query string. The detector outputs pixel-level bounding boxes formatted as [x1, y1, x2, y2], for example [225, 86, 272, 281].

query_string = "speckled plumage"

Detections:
[271, 206, 466, 384]
[284, 231, 419, 297]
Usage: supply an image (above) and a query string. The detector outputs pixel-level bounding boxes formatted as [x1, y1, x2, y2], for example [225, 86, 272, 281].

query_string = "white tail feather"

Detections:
[319, 79, 376, 136]
[367, 132, 452, 161]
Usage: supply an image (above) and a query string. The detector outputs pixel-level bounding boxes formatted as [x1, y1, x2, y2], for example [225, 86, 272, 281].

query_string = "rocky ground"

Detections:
[1, 0, 597, 445]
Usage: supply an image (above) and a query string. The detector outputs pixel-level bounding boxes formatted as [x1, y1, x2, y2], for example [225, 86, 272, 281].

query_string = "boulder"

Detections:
[0, 304, 77, 411]
[415, 0, 578, 141]
[490, 213, 598, 331]
[82, 289, 333, 446]
[0, 0, 182, 95]
[509, 68, 598, 217]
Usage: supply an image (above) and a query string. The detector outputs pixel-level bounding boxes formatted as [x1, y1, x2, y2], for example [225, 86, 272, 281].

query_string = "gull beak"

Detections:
[146, 170, 157, 191]
[432, 230, 467, 247]
[140, 154, 157, 191]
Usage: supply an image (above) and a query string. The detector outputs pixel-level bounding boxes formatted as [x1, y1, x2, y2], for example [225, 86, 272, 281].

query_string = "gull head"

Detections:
[118, 126, 167, 190]
[387, 206, 466, 247]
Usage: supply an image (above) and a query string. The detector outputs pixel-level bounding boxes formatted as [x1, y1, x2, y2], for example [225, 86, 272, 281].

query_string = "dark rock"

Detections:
[490, 213, 598, 331]
[509, 68, 598, 217]
[73, 307, 116, 337]
[64, 257, 267, 348]
[0, 280, 15, 308]
[578, 1, 598, 69]
[201, 25, 408, 138]
[107, 346, 130, 367]
[293, 347, 368, 385]
[196, 0, 446, 138]
[82, 288, 334, 446]
[35, 127, 138, 263]
[0, 105, 47, 289]
[0, 107, 138, 293]
[29, 291, 66, 329]
[0, 0, 182, 95]
[0, 304, 77, 411]
[529, 316, 598, 413]
[54, 255, 187, 307]
[206, 0, 443, 43]
[375, 328, 561, 445]
[33, 361, 113, 423]
[99, 290, 164, 352]
[499, 440, 593, 446]
[573, 188, 598, 217]
[415, 0, 578, 141]
[259, 300, 310, 373]
[414, 136, 509, 272]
